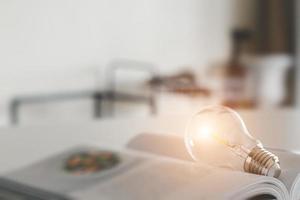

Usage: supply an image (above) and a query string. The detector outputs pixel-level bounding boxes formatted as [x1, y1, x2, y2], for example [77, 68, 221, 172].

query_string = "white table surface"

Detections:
[0, 109, 300, 175]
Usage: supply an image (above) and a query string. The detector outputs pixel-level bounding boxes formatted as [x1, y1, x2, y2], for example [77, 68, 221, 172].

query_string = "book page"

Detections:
[270, 149, 300, 200]
[2, 145, 289, 200]
[70, 155, 287, 200]
[3, 146, 144, 194]
[70, 158, 221, 200]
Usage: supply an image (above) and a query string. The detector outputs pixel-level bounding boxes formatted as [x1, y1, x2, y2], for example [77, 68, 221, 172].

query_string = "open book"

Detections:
[1, 133, 300, 200]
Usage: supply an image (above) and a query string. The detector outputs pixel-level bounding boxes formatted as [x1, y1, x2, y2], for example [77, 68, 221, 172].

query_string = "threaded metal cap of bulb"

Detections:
[244, 146, 281, 178]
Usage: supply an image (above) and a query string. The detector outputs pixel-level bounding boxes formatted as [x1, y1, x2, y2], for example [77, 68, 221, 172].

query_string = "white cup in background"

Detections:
[243, 54, 293, 107]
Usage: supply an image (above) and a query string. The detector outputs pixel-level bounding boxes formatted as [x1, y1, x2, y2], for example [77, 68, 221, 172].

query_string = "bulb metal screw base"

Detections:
[244, 146, 281, 178]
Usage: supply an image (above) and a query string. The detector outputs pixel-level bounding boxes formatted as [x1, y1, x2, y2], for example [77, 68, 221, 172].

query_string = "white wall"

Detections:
[0, 0, 240, 124]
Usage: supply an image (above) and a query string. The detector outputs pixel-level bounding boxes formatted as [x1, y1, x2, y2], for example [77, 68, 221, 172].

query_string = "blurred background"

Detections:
[0, 0, 298, 126]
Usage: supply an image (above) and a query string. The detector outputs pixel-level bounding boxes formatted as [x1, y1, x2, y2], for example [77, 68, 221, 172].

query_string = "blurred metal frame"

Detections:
[9, 59, 158, 125]
[9, 90, 157, 125]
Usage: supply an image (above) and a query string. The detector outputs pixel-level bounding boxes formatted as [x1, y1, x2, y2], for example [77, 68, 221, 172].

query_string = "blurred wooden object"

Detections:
[148, 70, 210, 97]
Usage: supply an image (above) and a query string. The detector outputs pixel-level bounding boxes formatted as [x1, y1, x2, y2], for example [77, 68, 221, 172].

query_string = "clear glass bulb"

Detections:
[184, 105, 281, 177]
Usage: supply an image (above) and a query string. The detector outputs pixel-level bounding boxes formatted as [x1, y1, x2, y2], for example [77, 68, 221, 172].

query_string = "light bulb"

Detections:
[184, 105, 281, 178]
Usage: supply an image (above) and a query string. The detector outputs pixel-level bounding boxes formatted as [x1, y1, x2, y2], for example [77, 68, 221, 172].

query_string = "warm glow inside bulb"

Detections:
[196, 126, 212, 140]
[194, 124, 229, 147]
